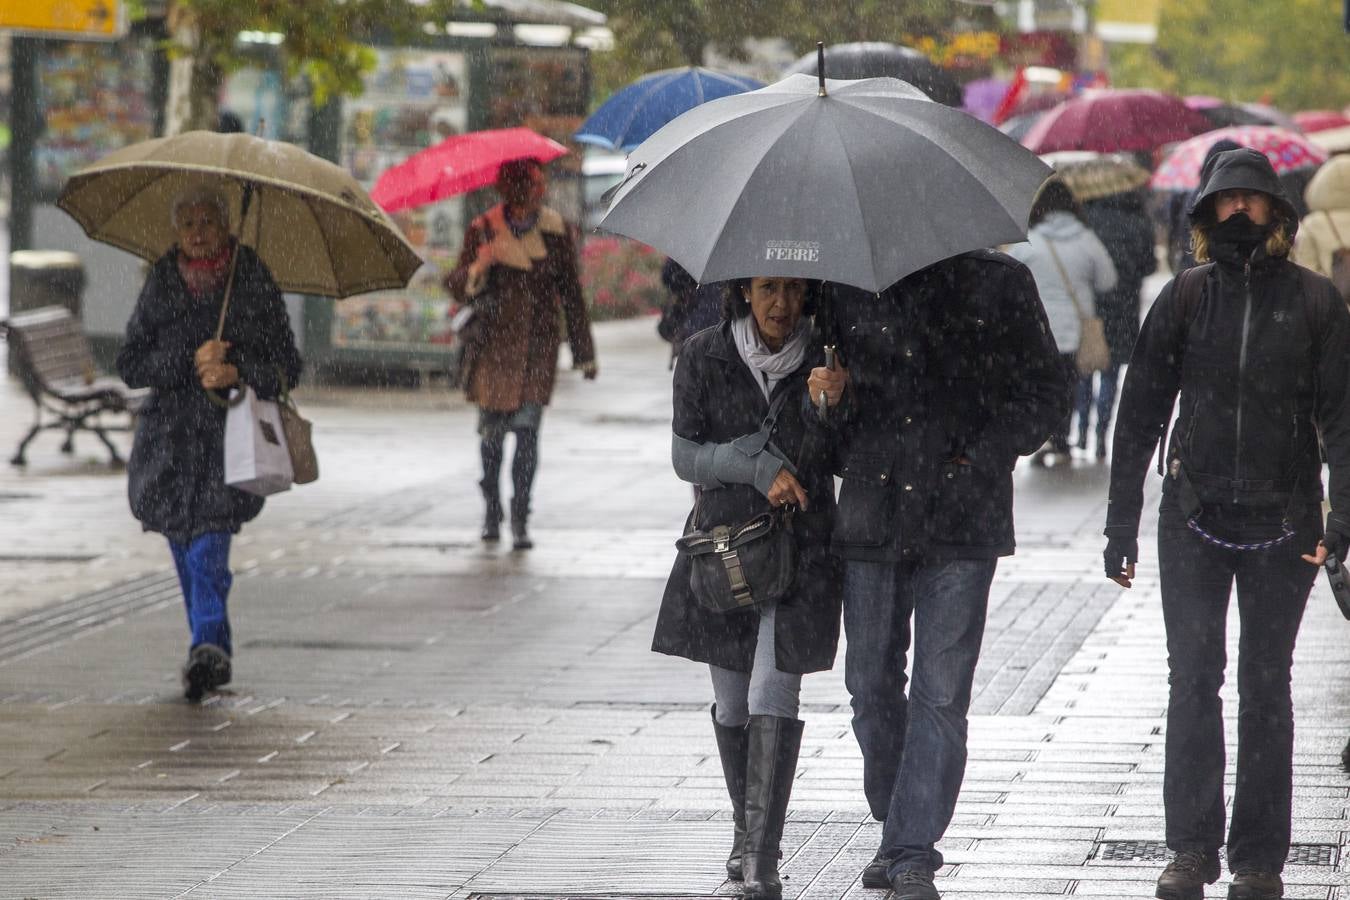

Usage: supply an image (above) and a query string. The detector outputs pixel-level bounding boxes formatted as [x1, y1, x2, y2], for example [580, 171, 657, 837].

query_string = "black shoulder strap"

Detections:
[1155, 263, 1213, 475]
[762, 387, 793, 434]
[1174, 262, 1212, 324]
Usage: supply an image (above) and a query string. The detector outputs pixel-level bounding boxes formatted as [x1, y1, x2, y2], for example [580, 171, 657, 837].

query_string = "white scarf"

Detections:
[732, 314, 812, 401]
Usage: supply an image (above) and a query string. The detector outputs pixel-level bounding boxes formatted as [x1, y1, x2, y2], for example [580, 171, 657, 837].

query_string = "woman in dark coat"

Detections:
[116, 186, 302, 702]
[1077, 187, 1157, 458]
[1105, 149, 1350, 900]
[653, 277, 840, 900]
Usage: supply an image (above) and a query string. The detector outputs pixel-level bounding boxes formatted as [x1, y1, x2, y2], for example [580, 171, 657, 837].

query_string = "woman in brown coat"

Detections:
[447, 158, 597, 549]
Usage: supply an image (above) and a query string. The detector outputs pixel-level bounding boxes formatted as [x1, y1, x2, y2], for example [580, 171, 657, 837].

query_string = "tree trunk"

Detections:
[164, 1, 222, 134]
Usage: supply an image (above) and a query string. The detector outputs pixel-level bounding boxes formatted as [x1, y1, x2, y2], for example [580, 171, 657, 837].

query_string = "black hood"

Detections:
[1188, 147, 1299, 226]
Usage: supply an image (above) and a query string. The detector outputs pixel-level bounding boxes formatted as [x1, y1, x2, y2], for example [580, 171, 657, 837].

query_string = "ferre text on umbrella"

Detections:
[764, 240, 821, 261]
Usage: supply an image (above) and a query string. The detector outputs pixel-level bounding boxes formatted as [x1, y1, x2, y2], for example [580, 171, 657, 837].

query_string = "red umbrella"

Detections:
[1021, 89, 1213, 154]
[371, 127, 568, 213]
[1293, 109, 1350, 134]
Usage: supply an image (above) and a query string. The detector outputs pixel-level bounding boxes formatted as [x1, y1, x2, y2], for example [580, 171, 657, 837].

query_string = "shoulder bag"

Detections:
[1046, 239, 1111, 376]
[674, 389, 801, 614]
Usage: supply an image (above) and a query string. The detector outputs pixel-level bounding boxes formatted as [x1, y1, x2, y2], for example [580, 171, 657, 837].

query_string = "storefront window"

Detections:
[35, 37, 156, 201]
[331, 48, 468, 351]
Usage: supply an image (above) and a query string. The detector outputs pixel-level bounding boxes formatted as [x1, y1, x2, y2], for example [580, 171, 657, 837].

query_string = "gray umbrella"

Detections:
[599, 73, 1052, 292]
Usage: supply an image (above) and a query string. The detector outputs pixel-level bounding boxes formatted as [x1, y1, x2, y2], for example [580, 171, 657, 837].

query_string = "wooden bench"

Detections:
[2, 306, 148, 466]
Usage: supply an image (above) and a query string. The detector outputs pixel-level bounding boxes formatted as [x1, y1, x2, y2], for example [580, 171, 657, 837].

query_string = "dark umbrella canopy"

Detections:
[600, 74, 1051, 292]
[783, 42, 962, 107]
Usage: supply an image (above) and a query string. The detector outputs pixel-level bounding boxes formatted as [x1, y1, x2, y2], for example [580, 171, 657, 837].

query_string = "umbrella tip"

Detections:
[817, 42, 826, 96]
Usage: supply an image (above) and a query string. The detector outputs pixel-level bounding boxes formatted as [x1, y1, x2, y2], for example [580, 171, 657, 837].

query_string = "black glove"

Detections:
[1324, 513, 1350, 563]
[1103, 535, 1138, 579]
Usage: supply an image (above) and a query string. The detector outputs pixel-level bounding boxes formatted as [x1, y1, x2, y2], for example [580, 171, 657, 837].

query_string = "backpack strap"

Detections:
[1155, 264, 1213, 475]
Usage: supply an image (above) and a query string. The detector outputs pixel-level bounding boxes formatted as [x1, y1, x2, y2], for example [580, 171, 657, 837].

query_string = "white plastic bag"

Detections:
[224, 384, 294, 496]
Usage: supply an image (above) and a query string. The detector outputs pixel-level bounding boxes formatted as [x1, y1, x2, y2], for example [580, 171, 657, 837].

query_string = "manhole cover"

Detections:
[1094, 841, 1338, 866]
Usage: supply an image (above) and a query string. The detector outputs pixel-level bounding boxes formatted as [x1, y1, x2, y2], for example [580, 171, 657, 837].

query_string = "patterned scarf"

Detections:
[177, 242, 233, 298]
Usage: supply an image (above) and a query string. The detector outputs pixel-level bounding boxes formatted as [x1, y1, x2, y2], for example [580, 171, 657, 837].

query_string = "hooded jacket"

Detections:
[1106, 149, 1350, 537]
[1293, 154, 1350, 283]
[1006, 210, 1117, 352]
[1082, 192, 1158, 364]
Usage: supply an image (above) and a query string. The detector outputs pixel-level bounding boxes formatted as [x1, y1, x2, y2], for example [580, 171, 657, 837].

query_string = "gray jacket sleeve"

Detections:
[671, 433, 792, 497]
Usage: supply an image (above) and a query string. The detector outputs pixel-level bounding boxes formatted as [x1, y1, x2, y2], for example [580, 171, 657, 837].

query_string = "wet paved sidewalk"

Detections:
[0, 318, 1346, 899]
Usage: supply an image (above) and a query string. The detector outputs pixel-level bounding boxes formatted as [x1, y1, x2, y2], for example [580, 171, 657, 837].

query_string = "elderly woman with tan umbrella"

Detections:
[57, 130, 422, 701]
[446, 157, 598, 550]
[117, 185, 301, 701]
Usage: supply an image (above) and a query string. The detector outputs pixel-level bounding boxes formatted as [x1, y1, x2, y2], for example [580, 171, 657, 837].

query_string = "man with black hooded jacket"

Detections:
[808, 250, 1066, 899]
[1105, 148, 1350, 900]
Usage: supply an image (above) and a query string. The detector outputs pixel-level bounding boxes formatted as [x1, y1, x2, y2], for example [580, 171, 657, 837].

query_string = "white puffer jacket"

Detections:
[1293, 155, 1350, 283]
[1006, 211, 1117, 352]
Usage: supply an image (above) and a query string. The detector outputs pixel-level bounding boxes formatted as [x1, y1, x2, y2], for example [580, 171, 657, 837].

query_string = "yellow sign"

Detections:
[1096, 0, 1163, 43]
[0, 0, 126, 40]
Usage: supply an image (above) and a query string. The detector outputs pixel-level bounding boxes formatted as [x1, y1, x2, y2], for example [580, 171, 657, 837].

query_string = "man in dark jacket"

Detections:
[1105, 148, 1350, 900]
[808, 250, 1067, 899]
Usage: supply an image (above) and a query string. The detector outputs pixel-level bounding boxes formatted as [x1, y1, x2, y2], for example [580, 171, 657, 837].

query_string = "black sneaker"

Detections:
[181, 644, 230, 703]
[1156, 850, 1221, 900]
[891, 868, 939, 900]
[860, 852, 893, 889]
[1228, 868, 1282, 900]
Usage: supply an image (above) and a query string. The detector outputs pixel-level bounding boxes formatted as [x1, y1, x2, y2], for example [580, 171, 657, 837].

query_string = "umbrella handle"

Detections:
[213, 181, 255, 342]
[817, 42, 826, 97]
[817, 344, 836, 417]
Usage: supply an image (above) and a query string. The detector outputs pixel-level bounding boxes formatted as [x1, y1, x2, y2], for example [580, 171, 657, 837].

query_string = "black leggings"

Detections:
[480, 427, 539, 508]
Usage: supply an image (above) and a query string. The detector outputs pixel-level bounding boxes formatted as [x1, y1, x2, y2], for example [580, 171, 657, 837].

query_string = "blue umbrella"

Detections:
[575, 67, 764, 152]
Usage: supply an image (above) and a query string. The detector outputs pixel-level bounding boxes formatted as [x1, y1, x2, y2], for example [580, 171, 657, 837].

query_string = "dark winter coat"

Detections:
[1106, 252, 1350, 537]
[1108, 147, 1350, 536]
[1082, 192, 1158, 365]
[816, 250, 1067, 562]
[116, 245, 302, 543]
[652, 321, 842, 675]
[445, 205, 595, 411]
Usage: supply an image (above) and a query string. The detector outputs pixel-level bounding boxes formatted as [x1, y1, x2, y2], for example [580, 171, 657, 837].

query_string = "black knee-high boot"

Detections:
[509, 427, 538, 549]
[711, 707, 749, 881]
[742, 715, 804, 900]
[480, 433, 504, 542]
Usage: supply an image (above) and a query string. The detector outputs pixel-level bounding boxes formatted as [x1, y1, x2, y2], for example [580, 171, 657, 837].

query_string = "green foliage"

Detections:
[1110, 0, 1350, 110]
[586, 0, 997, 106]
[167, 0, 460, 129]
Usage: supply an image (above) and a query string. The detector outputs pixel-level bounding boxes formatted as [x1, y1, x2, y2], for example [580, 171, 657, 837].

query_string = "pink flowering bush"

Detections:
[579, 236, 667, 321]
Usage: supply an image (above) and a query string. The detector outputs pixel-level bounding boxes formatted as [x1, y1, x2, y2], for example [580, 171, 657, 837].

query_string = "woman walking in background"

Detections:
[447, 158, 597, 550]
[1006, 178, 1117, 465]
[1077, 175, 1158, 459]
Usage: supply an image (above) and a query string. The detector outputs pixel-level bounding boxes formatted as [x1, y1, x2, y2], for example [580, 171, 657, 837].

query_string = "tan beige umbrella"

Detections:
[57, 130, 422, 300]
[1039, 151, 1151, 202]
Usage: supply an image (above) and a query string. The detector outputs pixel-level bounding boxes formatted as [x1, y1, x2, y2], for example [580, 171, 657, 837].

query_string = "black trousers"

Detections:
[1156, 497, 1320, 872]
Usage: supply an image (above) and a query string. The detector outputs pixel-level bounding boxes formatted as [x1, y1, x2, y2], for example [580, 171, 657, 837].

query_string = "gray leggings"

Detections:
[709, 602, 802, 726]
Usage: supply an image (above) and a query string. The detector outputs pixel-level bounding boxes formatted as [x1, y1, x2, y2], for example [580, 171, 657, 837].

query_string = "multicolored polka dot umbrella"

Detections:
[1151, 126, 1328, 192]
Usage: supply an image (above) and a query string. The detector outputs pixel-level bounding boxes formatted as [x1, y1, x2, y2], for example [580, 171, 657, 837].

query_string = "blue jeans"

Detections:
[168, 532, 233, 657]
[843, 557, 996, 875]
[1075, 364, 1121, 444]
